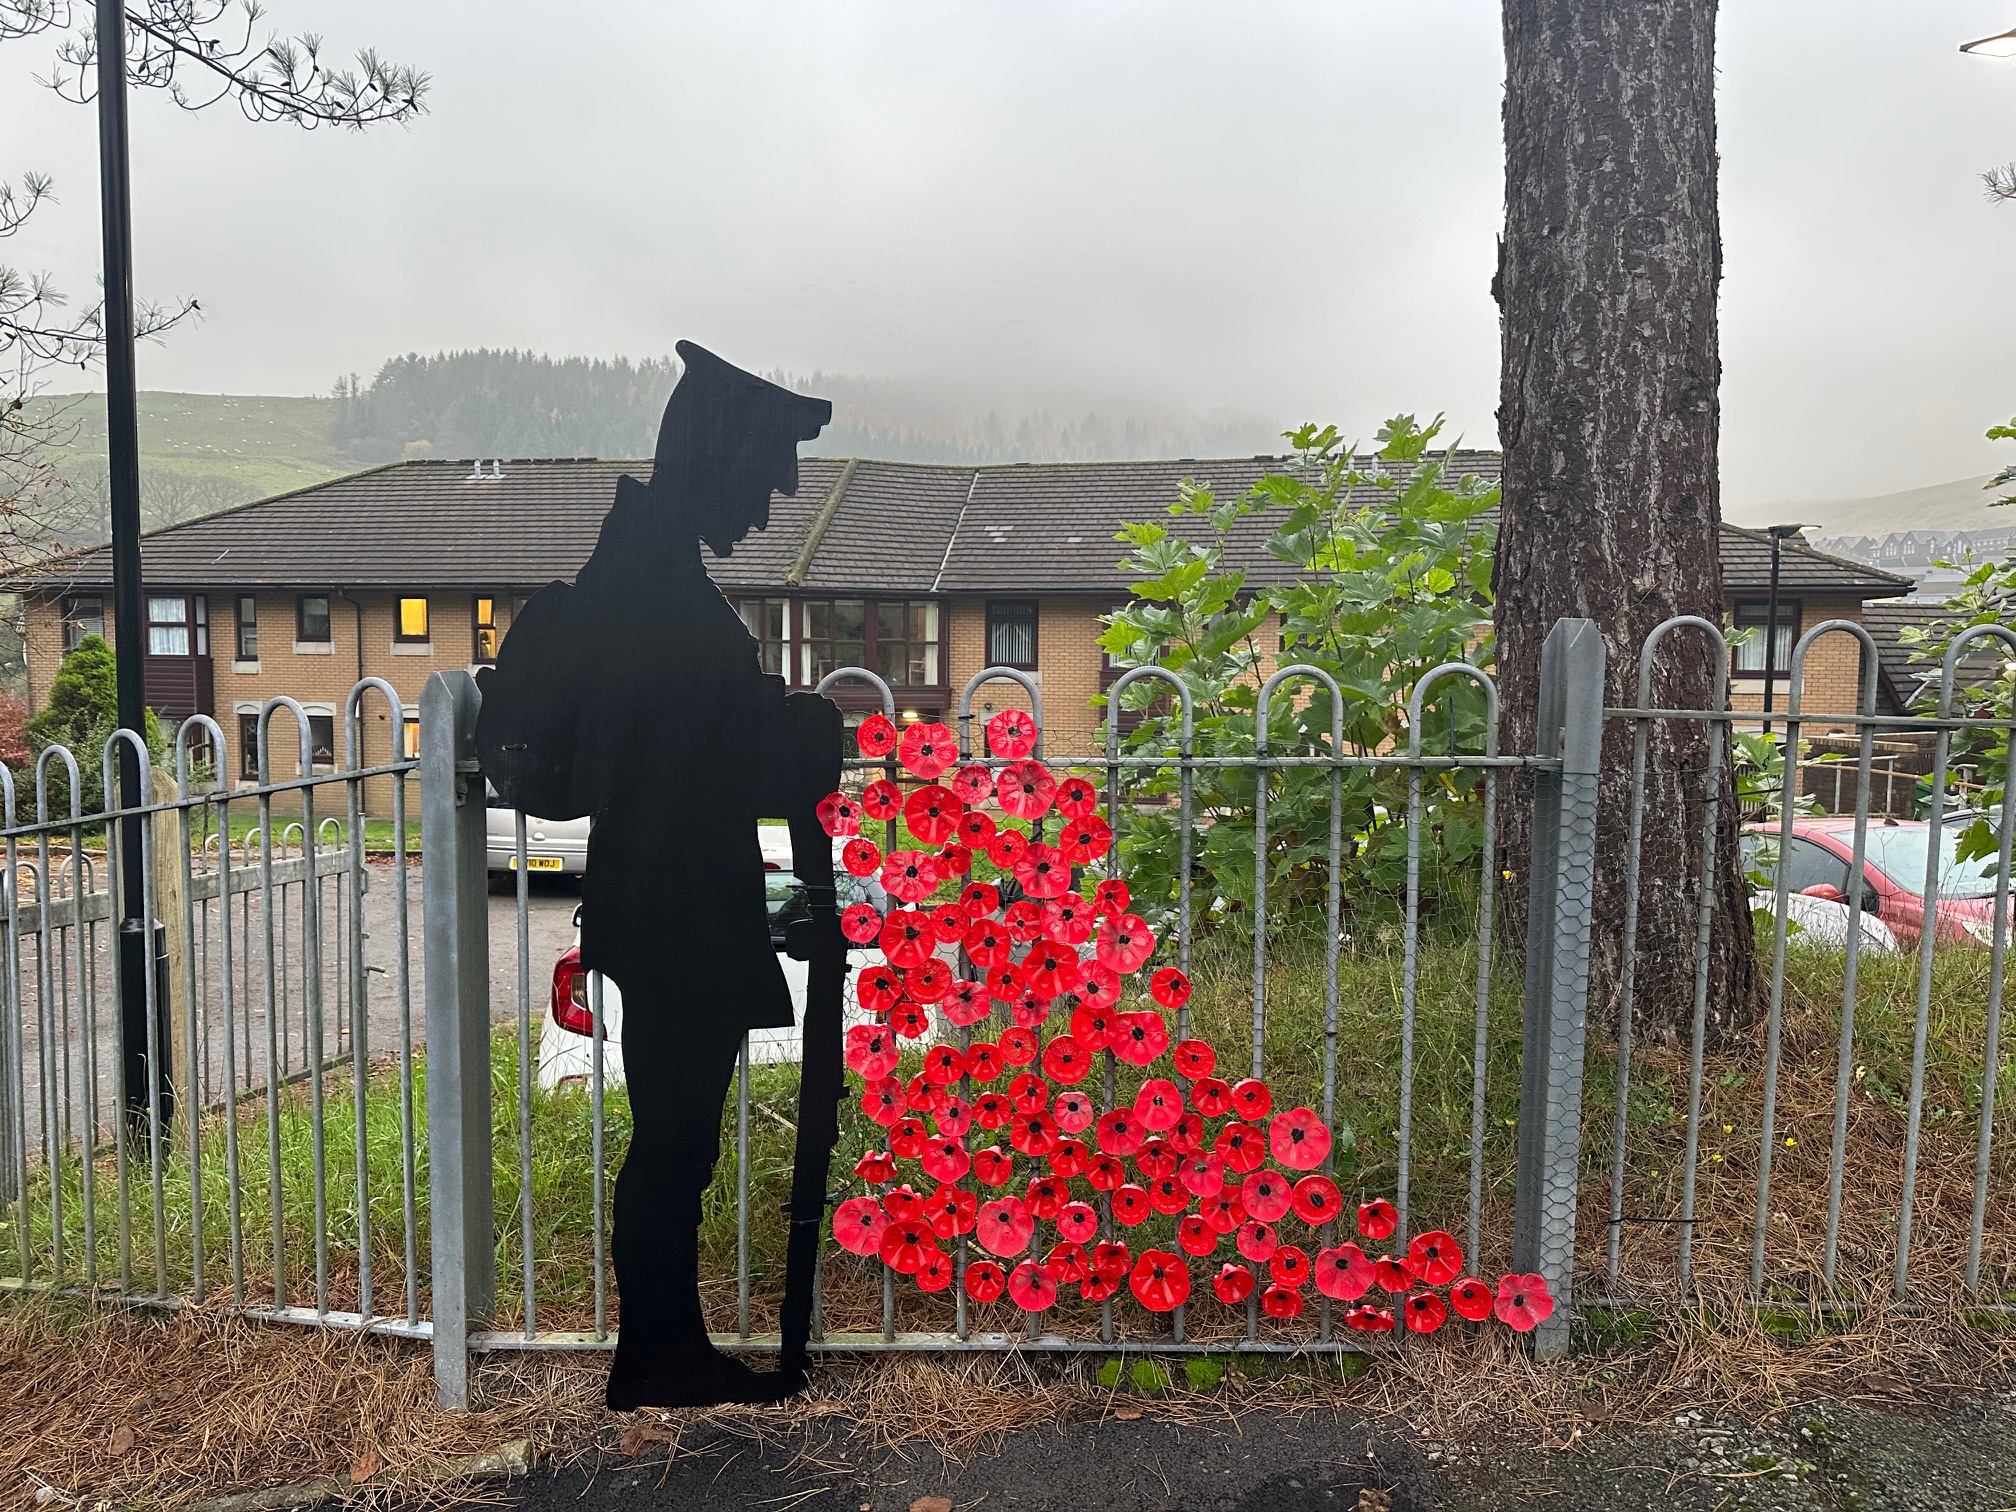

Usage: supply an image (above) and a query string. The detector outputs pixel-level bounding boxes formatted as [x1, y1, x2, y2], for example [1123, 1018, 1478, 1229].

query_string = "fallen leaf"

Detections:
[1358, 1490, 1392, 1512]
[349, 1449, 382, 1484]
[105, 1426, 135, 1459]
[1113, 1406, 1143, 1421]
[909, 1499, 953, 1512]
[618, 1419, 678, 1458]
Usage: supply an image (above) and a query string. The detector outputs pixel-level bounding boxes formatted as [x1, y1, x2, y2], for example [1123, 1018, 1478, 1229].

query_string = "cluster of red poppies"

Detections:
[823, 708, 1555, 1338]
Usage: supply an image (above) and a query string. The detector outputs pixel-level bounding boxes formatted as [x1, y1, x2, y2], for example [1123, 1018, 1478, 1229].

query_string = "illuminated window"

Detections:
[473, 596, 498, 663]
[396, 596, 430, 642]
[401, 714, 420, 759]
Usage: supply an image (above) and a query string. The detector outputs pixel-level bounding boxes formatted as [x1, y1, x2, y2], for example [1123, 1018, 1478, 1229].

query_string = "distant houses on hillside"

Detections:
[1816, 528, 2015, 598]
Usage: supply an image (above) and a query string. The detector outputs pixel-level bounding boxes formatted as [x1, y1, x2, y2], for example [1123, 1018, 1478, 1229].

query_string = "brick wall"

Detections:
[1728, 593, 1879, 737]
[946, 596, 1112, 760]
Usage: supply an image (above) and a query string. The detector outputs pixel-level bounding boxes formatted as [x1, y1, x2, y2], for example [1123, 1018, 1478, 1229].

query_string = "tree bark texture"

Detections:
[1494, 0, 1757, 1042]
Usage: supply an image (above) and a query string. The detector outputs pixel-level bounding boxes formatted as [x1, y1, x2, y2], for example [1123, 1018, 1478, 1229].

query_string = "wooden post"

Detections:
[149, 767, 192, 1125]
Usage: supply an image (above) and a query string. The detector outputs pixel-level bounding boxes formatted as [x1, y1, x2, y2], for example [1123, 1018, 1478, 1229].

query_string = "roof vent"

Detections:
[466, 459, 485, 480]
[491, 459, 503, 478]
[465, 458, 503, 479]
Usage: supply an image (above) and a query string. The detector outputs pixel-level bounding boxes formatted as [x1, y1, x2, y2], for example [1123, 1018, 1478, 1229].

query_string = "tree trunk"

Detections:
[1494, 0, 1756, 1041]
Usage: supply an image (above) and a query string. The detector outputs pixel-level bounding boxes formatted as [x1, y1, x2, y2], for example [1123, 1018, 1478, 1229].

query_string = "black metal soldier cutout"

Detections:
[476, 342, 847, 1409]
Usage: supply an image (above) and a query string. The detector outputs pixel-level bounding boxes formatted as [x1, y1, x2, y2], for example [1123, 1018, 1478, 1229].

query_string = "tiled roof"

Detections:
[13, 452, 1915, 601]
[1862, 599, 2007, 708]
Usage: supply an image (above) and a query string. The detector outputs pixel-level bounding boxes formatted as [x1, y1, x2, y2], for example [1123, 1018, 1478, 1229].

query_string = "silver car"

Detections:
[485, 783, 591, 878]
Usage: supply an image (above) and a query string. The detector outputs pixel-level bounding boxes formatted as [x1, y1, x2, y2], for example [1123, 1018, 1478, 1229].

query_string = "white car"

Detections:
[534, 830, 892, 1091]
[1751, 889, 1900, 954]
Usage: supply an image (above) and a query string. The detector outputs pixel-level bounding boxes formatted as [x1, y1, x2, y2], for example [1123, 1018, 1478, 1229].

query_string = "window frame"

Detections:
[986, 599, 1040, 672]
[395, 596, 431, 644]
[146, 594, 191, 656]
[739, 597, 789, 678]
[60, 592, 105, 653]
[472, 596, 499, 664]
[235, 595, 258, 662]
[401, 713, 421, 760]
[1731, 597, 1802, 677]
[296, 594, 333, 644]
[237, 713, 261, 781]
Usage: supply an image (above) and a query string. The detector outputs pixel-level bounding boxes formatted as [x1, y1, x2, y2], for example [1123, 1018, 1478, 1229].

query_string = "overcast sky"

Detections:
[3, 1, 2013, 507]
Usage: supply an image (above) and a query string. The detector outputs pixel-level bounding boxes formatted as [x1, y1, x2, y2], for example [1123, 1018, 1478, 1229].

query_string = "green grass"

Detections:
[26, 391, 352, 503]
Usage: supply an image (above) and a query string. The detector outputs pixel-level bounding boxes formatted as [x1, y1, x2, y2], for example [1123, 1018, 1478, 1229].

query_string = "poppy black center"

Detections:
[1513, 1293, 1526, 1308]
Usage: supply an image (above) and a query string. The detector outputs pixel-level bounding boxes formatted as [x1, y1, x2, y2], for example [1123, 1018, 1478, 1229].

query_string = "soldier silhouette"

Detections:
[476, 342, 847, 1409]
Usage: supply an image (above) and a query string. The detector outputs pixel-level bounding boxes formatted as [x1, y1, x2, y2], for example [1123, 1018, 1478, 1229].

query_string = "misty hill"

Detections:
[1726, 474, 2005, 536]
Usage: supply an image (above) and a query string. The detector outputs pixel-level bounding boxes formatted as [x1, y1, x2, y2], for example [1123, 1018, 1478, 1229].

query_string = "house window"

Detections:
[396, 596, 430, 643]
[297, 595, 332, 643]
[874, 601, 941, 686]
[1732, 598, 1801, 674]
[193, 594, 208, 655]
[238, 714, 261, 780]
[987, 600, 1039, 670]
[145, 595, 205, 655]
[800, 599, 867, 686]
[307, 714, 336, 767]
[473, 597, 499, 663]
[740, 598, 788, 676]
[401, 713, 421, 759]
[235, 596, 258, 661]
[60, 593, 104, 652]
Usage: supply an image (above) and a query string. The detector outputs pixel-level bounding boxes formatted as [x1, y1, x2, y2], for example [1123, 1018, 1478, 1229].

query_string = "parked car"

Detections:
[1748, 886, 1899, 954]
[485, 783, 590, 879]
[534, 830, 890, 1091]
[1741, 817, 2012, 949]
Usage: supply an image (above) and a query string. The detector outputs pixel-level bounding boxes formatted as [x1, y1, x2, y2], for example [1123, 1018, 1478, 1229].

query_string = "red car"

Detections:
[1743, 817, 2011, 948]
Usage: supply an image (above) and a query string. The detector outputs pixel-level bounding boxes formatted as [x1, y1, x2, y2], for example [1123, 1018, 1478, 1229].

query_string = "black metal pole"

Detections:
[95, 0, 158, 1126]
[1761, 533, 1783, 737]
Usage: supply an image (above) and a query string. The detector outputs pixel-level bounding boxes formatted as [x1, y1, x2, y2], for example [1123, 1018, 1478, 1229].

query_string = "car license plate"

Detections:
[512, 855, 564, 872]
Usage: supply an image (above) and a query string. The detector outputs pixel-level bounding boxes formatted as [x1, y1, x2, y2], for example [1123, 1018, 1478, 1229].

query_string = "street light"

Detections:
[1960, 27, 2016, 57]
[1760, 523, 1808, 738]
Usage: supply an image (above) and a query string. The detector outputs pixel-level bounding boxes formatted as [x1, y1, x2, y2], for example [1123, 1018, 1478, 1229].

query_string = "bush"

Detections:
[24, 635, 165, 813]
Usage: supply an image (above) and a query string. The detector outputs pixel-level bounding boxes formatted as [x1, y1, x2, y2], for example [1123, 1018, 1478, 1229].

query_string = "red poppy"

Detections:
[1051, 1089, 1096, 1133]
[879, 1219, 937, 1275]
[1398, 1289, 1445, 1334]
[1268, 1107, 1330, 1171]
[1039, 893, 1094, 946]
[960, 920, 1010, 973]
[1236, 1220, 1279, 1263]
[1085, 1153, 1126, 1192]
[818, 792, 863, 838]
[927, 902, 970, 943]
[854, 1148, 897, 1184]
[1448, 1277, 1494, 1322]
[1110, 1184, 1152, 1226]
[1289, 1174, 1342, 1227]
[1134, 1078, 1183, 1132]
[1213, 1262, 1255, 1305]
[1095, 913, 1156, 975]
[889, 1118, 929, 1159]
[1024, 941, 1080, 1000]
[964, 1259, 1007, 1304]
[856, 713, 899, 759]
[903, 784, 963, 846]
[1001, 898, 1043, 942]
[897, 720, 957, 780]
[958, 809, 999, 849]
[1172, 1039, 1216, 1079]
[1494, 1273, 1555, 1332]
[862, 1076, 904, 1127]
[845, 1023, 900, 1079]
[1055, 774, 1099, 818]
[1008, 1071, 1048, 1113]
[1067, 1002, 1117, 1052]
[1357, 1199, 1399, 1242]
[889, 1002, 932, 1040]
[971, 1090, 1012, 1130]
[1010, 992, 1051, 1031]
[1168, 1112, 1206, 1154]
[860, 779, 904, 821]
[998, 1024, 1039, 1066]
[1056, 813, 1112, 867]
[1344, 1305, 1396, 1333]
[1040, 1034, 1091, 1085]
[1179, 1150, 1226, 1198]
[854, 963, 903, 1012]
[1056, 1200, 1100, 1246]
[1189, 1077, 1234, 1120]
[1007, 1260, 1058, 1312]
[1407, 1231, 1464, 1289]
[965, 1043, 1005, 1084]
[1129, 1250, 1191, 1312]
[971, 1145, 1014, 1187]
[841, 902, 883, 944]
[908, 958, 953, 1004]
[1373, 1255, 1416, 1293]
[843, 837, 883, 877]
[935, 843, 973, 879]
[975, 1197, 1035, 1257]
[904, 1073, 947, 1114]
[1024, 1175, 1067, 1220]
[1091, 878, 1131, 915]
[915, 1250, 956, 1293]
[1214, 1122, 1266, 1175]
[1079, 1272, 1120, 1304]
[1072, 960, 1124, 1012]
[935, 1098, 972, 1139]
[1048, 1137, 1091, 1180]
[1044, 1240, 1091, 1286]
[1174, 1213, 1218, 1258]
[985, 707, 1039, 759]
[879, 911, 936, 970]
[950, 764, 994, 805]
[1268, 1246, 1311, 1289]
[1149, 967, 1192, 1011]
[985, 829, 1029, 869]
[985, 962, 1026, 1004]
[1111, 1011, 1169, 1067]
[939, 980, 988, 1029]
[1125, 1143, 1169, 1186]
[1095, 1108, 1144, 1157]
[924, 1183, 978, 1239]
[995, 759, 1057, 820]
[880, 849, 941, 905]
[1313, 1244, 1376, 1302]
[921, 1136, 970, 1184]
[1090, 1239, 1132, 1281]
[1261, 1284, 1305, 1320]
[1010, 1109, 1061, 1158]
[1230, 1078, 1272, 1121]
[1240, 1168, 1292, 1223]
[1147, 1174, 1189, 1216]
[1198, 1190, 1244, 1235]
[832, 1196, 890, 1256]
[918, 1043, 963, 1086]
[883, 1185, 926, 1221]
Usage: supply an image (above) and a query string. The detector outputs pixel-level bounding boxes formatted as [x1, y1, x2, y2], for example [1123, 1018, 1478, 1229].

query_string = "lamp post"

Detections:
[1760, 523, 1807, 742]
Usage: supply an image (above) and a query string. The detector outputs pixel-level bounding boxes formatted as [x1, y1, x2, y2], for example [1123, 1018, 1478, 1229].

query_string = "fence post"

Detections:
[421, 670, 494, 1408]
[1513, 617, 1605, 1357]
